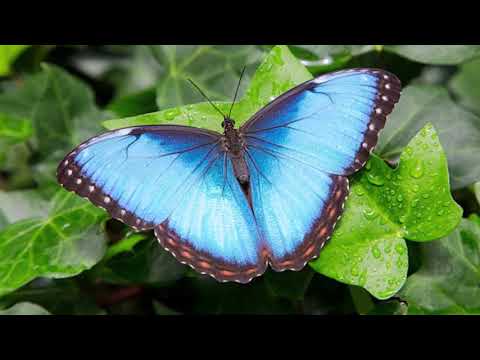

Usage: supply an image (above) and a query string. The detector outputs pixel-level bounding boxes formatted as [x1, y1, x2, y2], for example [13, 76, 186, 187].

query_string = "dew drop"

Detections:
[365, 161, 372, 171]
[372, 246, 381, 259]
[363, 207, 377, 220]
[410, 160, 424, 179]
[165, 107, 181, 121]
[395, 243, 405, 255]
[384, 242, 392, 254]
[355, 187, 366, 196]
[351, 266, 360, 277]
[367, 173, 384, 186]
[397, 194, 403, 202]
[399, 215, 407, 224]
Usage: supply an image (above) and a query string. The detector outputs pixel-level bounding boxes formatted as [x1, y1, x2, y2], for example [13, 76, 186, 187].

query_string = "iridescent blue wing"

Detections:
[241, 68, 401, 270]
[57, 126, 266, 283]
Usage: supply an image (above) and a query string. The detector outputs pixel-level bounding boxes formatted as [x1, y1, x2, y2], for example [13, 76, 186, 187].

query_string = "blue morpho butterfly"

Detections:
[57, 68, 401, 284]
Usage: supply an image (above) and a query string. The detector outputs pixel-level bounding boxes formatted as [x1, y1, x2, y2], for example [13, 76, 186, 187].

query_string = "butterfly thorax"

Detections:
[222, 117, 249, 184]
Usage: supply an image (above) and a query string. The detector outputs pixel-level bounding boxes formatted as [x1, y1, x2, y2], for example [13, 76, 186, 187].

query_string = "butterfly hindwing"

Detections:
[57, 125, 266, 282]
[241, 68, 401, 268]
[245, 145, 349, 270]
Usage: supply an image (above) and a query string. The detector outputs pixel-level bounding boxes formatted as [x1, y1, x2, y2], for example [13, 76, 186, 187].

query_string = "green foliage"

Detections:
[399, 215, 480, 314]
[383, 45, 480, 65]
[0, 44, 478, 314]
[376, 85, 480, 189]
[449, 57, 480, 115]
[311, 123, 462, 299]
[0, 45, 30, 76]
[90, 235, 186, 286]
[0, 190, 108, 297]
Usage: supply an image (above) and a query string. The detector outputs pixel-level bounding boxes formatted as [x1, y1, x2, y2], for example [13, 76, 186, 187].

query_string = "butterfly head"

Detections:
[221, 117, 236, 130]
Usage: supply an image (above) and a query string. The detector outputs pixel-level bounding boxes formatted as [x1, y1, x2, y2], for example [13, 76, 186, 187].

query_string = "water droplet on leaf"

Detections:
[367, 173, 384, 186]
[410, 160, 424, 179]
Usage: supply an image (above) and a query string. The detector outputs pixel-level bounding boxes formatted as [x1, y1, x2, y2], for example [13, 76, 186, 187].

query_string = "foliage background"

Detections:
[0, 45, 479, 315]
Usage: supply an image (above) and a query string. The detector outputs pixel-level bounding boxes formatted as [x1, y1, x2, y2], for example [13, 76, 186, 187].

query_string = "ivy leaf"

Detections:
[90, 235, 186, 286]
[0, 189, 108, 298]
[288, 45, 375, 73]
[384, 45, 480, 65]
[0, 45, 30, 76]
[474, 182, 480, 206]
[0, 63, 106, 158]
[185, 277, 296, 314]
[0, 190, 49, 224]
[149, 45, 263, 110]
[153, 301, 181, 315]
[399, 216, 480, 314]
[103, 45, 310, 131]
[264, 268, 314, 301]
[310, 124, 462, 299]
[107, 87, 158, 117]
[368, 298, 408, 315]
[376, 84, 480, 189]
[0, 112, 32, 144]
[449, 57, 480, 115]
[0, 278, 106, 315]
[0, 301, 51, 315]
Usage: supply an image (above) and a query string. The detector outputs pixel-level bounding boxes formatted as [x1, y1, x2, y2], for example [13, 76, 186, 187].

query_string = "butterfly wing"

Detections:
[57, 125, 266, 283]
[241, 68, 401, 270]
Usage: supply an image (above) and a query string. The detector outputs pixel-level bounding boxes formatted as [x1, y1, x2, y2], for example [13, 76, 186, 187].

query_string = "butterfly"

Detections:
[57, 68, 401, 284]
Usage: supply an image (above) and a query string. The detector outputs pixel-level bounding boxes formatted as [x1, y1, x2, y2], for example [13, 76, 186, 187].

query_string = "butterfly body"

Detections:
[57, 68, 401, 283]
[221, 118, 250, 184]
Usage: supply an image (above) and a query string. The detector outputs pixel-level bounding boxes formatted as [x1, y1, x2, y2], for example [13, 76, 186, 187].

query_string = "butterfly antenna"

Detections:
[228, 66, 246, 119]
[187, 78, 226, 118]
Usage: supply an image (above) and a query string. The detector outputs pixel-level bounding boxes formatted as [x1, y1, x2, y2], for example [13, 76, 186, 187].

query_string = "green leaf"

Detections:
[0, 278, 106, 315]
[0, 301, 51, 315]
[0, 189, 108, 297]
[474, 182, 480, 206]
[376, 84, 480, 189]
[90, 236, 186, 286]
[0, 45, 30, 76]
[288, 45, 375, 73]
[399, 216, 480, 314]
[102, 45, 164, 98]
[368, 298, 408, 315]
[311, 124, 462, 299]
[264, 268, 314, 301]
[0, 112, 32, 144]
[0, 63, 106, 158]
[107, 87, 158, 117]
[0, 190, 49, 224]
[152, 301, 181, 315]
[449, 57, 480, 115]
[103, 233, 148, 261]
[384, 45, 480, 65]
[103, 45, 310, 131]
[150, 45, 263, 109]
[185, 277, 296, 314]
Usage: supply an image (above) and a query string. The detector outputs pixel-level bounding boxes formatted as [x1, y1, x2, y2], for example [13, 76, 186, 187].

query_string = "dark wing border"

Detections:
[155, 222, 268, 284]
